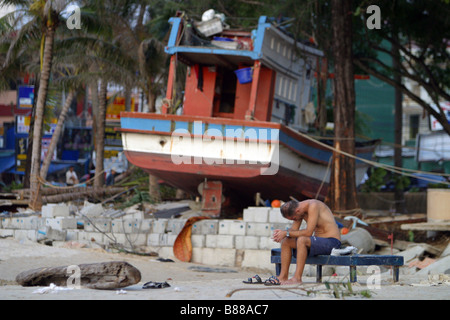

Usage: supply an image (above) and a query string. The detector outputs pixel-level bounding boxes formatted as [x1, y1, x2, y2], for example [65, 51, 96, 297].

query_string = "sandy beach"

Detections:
[0, 238, 448, 303]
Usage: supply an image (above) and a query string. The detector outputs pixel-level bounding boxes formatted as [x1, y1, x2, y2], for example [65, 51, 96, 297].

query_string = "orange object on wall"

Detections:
[271, 199, 281, 208]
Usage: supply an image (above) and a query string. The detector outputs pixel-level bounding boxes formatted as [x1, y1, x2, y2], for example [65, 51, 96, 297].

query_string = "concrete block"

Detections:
[166, 234, 177, 247]
[246, 223, 271, 237]
[243, 236, 260, 250]
[167, 219, 187, 235]
[42, 204, 70, 218]
[1, 217, 22, 229]
[110, 219, 150, 234]
[241, 249, 272, 270]
[192, 219, 219, 235]
[111, 219, 124, 233]
[243, 207, 270, 222]
[123, 233, 148, 247]
[218, 220, 246, 236]
[259, 236, 280, 250]
[139, 219, 153, 233]
[205, 234, 235, 248]
[191, 247, 203, 264]
[66, 230, 79, 241]
[84, 218, 111, 233]
[268, 208, 291, 223]
[79, 231, 104, 244]
[44, 226, 67, 241]
[80, 203, 104, 217]
[205, 234, 218, 248]
[201, 248, 236, 267]
[147, 233, 164, 246]
[191, 220, 203, 234]
[235, 236, 245, 250]
[270, 223, 291, 233]
[121, 219, 136, 233]
[20, 217, 43, 230]
[153, 219, 168, 233]
[14, 230, 38, 242]
[45, 217, 77, 231]
[191, 234, 206, 247]
[0, 229, 14, 238]
[216, 235, 235, 249]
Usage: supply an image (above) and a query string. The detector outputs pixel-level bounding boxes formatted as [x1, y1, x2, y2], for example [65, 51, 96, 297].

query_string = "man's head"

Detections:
[280, 200, 299, 219]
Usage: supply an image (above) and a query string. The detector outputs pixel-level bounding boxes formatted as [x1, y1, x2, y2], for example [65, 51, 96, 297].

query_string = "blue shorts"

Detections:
[308, 236, 341, 257]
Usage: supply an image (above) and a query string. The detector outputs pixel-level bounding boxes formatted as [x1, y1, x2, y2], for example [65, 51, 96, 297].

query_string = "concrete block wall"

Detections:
[0, 205, 292, 271]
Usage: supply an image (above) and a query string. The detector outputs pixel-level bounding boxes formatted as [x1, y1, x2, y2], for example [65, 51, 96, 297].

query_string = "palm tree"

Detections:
[79, 0, 171, 201]
[2, 0, 74, 210]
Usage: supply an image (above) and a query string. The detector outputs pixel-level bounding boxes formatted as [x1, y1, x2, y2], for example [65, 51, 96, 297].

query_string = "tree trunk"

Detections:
[29, 27, 55, 211]
[316, 57, 328, 135]
[94, 80, 107, 190]
[40, 90, 76, 180]
[392, 33, 405, 214]
[328, 0, 358, 211]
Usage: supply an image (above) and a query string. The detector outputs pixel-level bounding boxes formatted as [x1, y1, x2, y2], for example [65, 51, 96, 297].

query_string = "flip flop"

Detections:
[243, 275, 263, 284]
[142, 281, 171, 289]
[264, 276, 281, 286]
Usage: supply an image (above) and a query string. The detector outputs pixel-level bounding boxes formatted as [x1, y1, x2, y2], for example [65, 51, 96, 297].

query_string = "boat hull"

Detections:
[120, 113, 377, 205]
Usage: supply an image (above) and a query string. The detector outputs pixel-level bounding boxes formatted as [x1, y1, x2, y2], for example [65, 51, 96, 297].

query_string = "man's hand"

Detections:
[272, 229, 287, 243]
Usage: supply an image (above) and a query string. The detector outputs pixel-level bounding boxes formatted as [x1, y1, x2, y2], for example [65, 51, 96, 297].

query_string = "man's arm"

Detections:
[272, 203, 320, 242]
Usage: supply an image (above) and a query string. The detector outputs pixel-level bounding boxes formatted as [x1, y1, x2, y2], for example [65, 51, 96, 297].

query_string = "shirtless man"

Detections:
[272, 199, 341, 285]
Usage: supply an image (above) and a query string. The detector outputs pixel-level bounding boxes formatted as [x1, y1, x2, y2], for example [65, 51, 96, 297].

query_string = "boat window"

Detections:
[213, 67, 236, 116]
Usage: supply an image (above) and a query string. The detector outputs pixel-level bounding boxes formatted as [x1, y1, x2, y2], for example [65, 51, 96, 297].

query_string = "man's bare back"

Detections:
[298, 199, 341, 240]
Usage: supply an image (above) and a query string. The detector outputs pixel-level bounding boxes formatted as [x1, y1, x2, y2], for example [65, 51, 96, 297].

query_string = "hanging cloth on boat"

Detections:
[194, 64, 204, 92]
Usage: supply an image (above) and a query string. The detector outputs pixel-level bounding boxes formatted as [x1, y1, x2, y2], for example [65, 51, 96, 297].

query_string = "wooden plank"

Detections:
[400, 222, 450, 231]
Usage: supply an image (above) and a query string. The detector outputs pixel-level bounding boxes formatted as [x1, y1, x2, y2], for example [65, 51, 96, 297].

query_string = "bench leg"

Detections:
[275, 263, 281, 276]
[350, 266, 357, 283]
[393, 266, 399, 282]
[316, 265, 322, 283]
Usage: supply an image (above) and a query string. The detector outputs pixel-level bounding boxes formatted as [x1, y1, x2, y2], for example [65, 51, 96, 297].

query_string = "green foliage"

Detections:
[324, 281, 372, 299]
[3, 181, 24, 193]
[393, 174, 410, 191]
[361, 167, 387, 192]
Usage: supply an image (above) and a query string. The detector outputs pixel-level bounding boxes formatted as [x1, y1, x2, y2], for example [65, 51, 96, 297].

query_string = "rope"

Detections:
[311, 133, 450, 177]
[315, 155, 332, 199]
[288, 127, 450, 186]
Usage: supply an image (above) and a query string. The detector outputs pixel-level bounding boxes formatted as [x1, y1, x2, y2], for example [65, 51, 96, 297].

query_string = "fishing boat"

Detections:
[119, 15, 378, 216]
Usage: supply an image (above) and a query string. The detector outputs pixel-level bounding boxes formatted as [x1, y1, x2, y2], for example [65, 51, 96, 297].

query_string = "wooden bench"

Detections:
[270, 248, 404, 283]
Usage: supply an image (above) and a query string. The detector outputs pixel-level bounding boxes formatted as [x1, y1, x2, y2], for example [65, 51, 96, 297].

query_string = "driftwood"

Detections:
[15, 261, 141, 290]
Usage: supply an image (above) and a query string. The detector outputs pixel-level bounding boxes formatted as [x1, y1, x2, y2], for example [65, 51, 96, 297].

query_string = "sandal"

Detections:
[142, 281, 171, 289]
[243, 275, 263, 284]
[264, 276, 281, 286]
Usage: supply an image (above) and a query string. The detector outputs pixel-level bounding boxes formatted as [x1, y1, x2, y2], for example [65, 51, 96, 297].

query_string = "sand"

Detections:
[0, 238, 448, 301]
